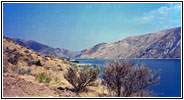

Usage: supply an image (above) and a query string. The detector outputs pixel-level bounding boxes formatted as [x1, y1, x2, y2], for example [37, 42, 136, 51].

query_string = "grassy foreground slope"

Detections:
[3, 37, 106, 97]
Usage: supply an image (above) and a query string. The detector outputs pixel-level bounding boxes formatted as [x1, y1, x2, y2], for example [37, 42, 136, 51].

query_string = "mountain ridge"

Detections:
[76, 27, 181, 59]
[12, 38, 76, 58]
[11, 27, 181, 59]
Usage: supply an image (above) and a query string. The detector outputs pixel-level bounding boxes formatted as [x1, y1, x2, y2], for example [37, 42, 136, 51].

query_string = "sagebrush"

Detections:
[64, 64, 100, 93]
[103, 60, 161, 97]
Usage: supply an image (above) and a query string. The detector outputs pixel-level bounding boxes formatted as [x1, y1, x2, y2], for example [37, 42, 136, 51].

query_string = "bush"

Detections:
[8, 53, 22, 65]
[103, 60, 161, 97]
[13, 66, 32, 75]
[24, 50, 29, 53]
[23, 58, 28, 61]
[64, 64, 100, 93]
[45, 77, 52, 83]
[27, 54, 33, 59]
[35, 60, 42, 66]
[35, 72, 52, 83]
[28, 60, 42, 66]
[12, 48, 17, 52]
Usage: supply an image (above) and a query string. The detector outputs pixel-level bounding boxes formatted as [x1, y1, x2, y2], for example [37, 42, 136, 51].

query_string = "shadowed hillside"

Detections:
[12, 38, 76, 58]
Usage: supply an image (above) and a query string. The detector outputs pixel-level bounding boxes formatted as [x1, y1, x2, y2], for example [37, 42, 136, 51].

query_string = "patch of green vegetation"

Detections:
[54, 77, 61, 84]
[35, 72, 52, 83]
[45, 77, 52, 83]
[64, 64, 100, 93]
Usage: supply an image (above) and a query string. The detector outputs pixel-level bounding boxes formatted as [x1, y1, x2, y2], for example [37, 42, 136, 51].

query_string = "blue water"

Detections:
[75, 58, 181, 97]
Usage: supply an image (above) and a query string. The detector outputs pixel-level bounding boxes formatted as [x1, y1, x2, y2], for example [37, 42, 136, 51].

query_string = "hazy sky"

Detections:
[3, 3, 181, 51]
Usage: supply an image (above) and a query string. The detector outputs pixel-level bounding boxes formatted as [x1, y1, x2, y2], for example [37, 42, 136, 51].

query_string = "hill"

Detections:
[76, 27, 181, 59]
[12, 38, 75, 58]
[3, 37, 105, 97]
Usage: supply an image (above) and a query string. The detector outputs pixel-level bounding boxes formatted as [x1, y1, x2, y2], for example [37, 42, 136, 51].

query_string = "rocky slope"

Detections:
[3, 36, 75, 97]
[3, 37, 105, 97]
[76, 27, 181, 59]
[12, 38, 75, 58]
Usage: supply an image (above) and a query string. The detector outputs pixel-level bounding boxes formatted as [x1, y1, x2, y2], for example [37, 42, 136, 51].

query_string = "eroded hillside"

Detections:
[77, 27, 181, 59]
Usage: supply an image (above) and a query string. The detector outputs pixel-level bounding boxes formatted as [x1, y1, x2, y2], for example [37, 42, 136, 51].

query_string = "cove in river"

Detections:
[75, 58, 181, 97]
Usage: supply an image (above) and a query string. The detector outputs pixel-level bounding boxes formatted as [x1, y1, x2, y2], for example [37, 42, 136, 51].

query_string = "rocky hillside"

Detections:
[76, 27, 181, 59]
[12, 38, 75, 58]
[3, 37, 105, 97]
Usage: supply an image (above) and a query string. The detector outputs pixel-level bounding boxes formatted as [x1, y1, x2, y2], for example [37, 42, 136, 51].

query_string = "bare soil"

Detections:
[3, 74, 76, 97]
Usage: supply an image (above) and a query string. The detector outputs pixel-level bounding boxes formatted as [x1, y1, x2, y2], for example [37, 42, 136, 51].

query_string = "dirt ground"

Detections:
[3, 74, 76, 97]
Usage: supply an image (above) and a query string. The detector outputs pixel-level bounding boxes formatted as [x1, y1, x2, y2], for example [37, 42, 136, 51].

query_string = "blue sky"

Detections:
[3, 3, 181, 51]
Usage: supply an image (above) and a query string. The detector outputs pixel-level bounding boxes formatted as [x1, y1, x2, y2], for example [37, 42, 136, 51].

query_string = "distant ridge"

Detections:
[12, 38, 75, 58]
[76, 27, 181, 59]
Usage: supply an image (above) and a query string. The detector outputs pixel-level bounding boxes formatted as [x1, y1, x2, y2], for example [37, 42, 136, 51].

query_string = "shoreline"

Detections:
[76, 63, 92, 66]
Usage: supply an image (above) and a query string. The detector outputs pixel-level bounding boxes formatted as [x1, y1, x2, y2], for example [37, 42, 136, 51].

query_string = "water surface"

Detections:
[76, 58, 181, 97]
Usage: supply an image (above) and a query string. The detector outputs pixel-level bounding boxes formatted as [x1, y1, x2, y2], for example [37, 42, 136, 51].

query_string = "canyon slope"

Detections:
[3, 37, 74, 97]
[3, 37, 105, 97]
[12, 38, 75, 58]
[76, 27, 181, 59]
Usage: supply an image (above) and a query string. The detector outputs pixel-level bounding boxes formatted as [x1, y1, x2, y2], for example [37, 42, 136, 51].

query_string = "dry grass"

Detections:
[3, 37, 106, 97]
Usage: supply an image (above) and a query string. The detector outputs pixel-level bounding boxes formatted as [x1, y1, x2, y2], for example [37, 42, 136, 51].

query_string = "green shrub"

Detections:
[54, 77, 60, 83]
[64, 64, 100, 93]
[103, 60, 161, 97]
[45, 77, 52, 83]
[35, 72, 45, 83]
[35, 72, 52, 83]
